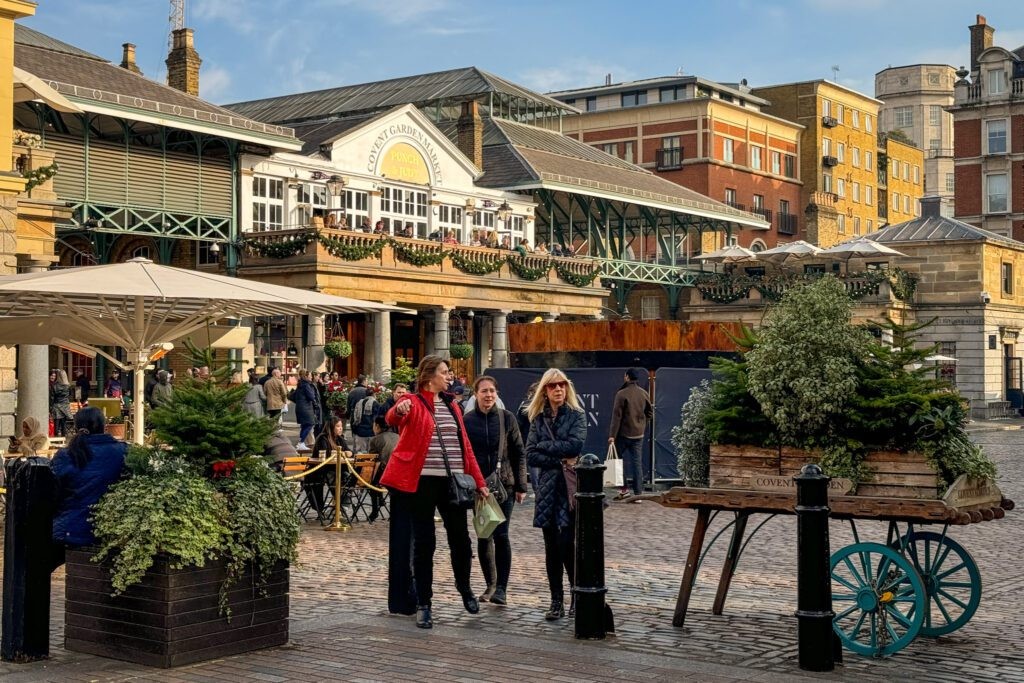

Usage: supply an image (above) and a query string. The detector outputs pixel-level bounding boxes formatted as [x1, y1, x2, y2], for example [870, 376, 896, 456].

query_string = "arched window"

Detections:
[132, 245, 151, 260]
[749, 239, 767, 253]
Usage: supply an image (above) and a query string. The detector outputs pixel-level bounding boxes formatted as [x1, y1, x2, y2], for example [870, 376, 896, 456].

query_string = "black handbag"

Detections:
[484, 410, 509, 505]
[417, 394, 476, 510]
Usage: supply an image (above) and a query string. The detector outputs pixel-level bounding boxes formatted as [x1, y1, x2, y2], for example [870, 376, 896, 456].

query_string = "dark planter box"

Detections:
[63, 549, 289, 668]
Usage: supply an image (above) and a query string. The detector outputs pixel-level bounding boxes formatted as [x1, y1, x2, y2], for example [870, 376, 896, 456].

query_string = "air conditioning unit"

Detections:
[822, 155, 839, 167]
[822, 115, 838, 128]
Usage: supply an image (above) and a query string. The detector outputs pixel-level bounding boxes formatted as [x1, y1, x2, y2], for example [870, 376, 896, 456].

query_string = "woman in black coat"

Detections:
[50, 369, 73, 437]
[293, 369, 322, 450]
[525, 368, 586, 622]
[463, 375, 527, 606]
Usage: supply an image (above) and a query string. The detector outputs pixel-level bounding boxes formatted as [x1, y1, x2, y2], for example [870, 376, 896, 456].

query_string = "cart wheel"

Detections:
[893, 531, 981, 637]
[831, 542, 925, 657]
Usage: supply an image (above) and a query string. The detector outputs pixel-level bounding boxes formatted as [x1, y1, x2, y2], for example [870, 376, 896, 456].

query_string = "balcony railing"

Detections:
[777, 213, 798, 235]
[724, 201, 745, 211]
[692, 269, 912, 305]
[963, 78, 1024, 102]
[926, 148, 954, 159]
[655, 147, 683, 171]
[751, 207, 773, 222]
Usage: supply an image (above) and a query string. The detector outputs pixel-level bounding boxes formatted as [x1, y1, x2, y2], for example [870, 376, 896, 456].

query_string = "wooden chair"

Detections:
[347, 453, 382, 522]
[278, 456, 315, 518]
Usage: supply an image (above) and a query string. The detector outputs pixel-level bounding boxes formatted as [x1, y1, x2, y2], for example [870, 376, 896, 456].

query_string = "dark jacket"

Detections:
[294, 379, 322, 426]
[312, 430, 349, 461]
[347, 383, 369, 420]
[51, 434, 127, 546]
[50, 382, 72, 420]
[608, 381, 653, 440]
[76, 375, 91, 402]
[527, 404, 586, 529]
[351, 393, 377, 438]
[464, 407, 528, 493]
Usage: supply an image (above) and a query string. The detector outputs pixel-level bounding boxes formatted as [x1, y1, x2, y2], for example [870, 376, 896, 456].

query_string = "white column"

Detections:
[306, 314, 326, 373]
[433, 307, 453, 360]
[16, 257, 56, 432]
[490, 310, 510, 369]
[477, 315, 491, 371]
[373, 307, 393, 382]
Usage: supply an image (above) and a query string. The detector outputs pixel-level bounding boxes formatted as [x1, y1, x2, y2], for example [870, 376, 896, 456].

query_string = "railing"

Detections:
[777, 213, 798, 235]
[751, 207, 772, 222]
[926, 148, 954, 159]
[692, 271, 898, 306]
[655, 147, 683, 171]
[962, 78, 1024, 101]
[724, 201, 745, 211]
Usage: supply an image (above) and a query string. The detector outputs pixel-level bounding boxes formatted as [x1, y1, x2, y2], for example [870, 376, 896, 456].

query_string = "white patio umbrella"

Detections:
[819, 237, 905, 260]
[695, 244, 758, 263]
[925, 354, 957, 363]
[0, 258, 409, 443]
[755, 240, 824, 264]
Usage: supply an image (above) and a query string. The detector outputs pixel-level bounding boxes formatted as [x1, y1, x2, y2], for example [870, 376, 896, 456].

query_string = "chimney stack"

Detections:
[166, 28, 201, 96]
[969, 14, 994, 76]
[120, 43, 142, 75]
[457, 101, 483, 170]
[919, 195, 943, 219]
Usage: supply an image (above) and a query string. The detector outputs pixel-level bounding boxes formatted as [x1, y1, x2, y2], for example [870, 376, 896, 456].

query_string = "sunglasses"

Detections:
[545, 380, 568, 389]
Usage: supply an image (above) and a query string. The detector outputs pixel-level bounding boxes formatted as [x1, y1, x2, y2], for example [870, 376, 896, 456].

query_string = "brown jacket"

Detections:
[264, 377, 289, 411]
[608, 381, 652, 440]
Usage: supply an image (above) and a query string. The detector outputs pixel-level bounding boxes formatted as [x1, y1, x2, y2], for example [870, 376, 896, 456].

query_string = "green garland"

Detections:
[392, 240, 447, 266]
[888, 268, 918, 302]
[554, 261, 600, 287]
[696, 275, 751, 304]
[23, 161, 59, 193]
[450, 250, 506, 276]
[318, 233, 387, 261]
[245, 231, 316, 259]
[508, 256, 550, 281]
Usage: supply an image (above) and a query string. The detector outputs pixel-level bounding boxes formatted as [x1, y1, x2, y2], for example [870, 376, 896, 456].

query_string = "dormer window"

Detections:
[988, 68, 1007, 95]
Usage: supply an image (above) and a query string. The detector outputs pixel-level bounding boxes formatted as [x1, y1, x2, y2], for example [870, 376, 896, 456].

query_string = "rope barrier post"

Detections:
[324, 450, 351, 532]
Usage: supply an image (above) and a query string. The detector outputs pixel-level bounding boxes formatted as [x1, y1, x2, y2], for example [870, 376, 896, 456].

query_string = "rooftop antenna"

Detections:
[831, 64, 840, 82]
[676, 67, 684, 76]
[168, 0, 185, 54]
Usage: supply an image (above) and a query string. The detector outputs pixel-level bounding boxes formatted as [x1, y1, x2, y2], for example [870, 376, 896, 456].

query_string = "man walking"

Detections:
[264, 368, 289, 424]
[608, 368, 653, 500]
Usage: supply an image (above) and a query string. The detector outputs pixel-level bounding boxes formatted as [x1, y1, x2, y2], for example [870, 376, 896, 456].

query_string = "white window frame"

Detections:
[822, 99, 831, 117]
[891, 191, 898, 211]
[836, 103, 844, 124]
[751, 145, 762, 170]
[723, 138, 734, 163]
[913, 165, 920, 184]
[865, 185, 873, 206]
[986, 173, 1008, 213]
[602, 142, 617, 157]
[836, 178, 846, 198]
[438, 204, 464, 241]
[852, 182, 860, 203]
[823, 138, 832, 156]
[986, 119, 1007, 155]
[770, 150, 781, 174]
[865, 150, 873, 171]
[854, 217, 861, 234]
[865, 114, 872, 132]
[903, 194, 910, 213]
[823, 173, 833, 193]
[837, 142, 845, 163]
[344, 189, 369, 230]
[838, 214, 846, 234]
[988, 68, 1006, 95]
[852, 147, 860, 168]
[929, 105, 942, 126]
[852, 110, 860, 128]
[623, 141, 634, 164]
[902, 162, 909, 180]
[382, 186, 428, 237]
[894, 106, 913, 128]
[251, 176, 283, 232]
[945, 173, 955, 193]
[293, 182, 328, 228]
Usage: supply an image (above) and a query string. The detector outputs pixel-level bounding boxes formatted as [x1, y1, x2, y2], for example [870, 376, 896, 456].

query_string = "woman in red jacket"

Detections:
[382, 354, 489, 629]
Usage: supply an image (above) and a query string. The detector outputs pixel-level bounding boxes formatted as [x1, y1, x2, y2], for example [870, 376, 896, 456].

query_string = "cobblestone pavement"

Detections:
[0, 428, 1020, 682]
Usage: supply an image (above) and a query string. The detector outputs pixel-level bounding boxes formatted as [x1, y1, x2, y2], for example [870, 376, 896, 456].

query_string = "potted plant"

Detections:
[389, 356, 417, 388]
[325, 385, 350, 418]
[104, 415, 125, 440]
[449, 342, 473, 360]
[324, 339, 352, 359]
[65, 341, 299, 668]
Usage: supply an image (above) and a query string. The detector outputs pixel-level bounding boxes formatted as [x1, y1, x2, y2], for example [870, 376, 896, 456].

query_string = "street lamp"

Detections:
[496, 200, 513, 223]
[326, 174, 346, 197]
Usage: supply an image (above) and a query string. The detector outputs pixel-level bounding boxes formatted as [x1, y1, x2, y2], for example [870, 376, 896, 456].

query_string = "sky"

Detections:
[22, 0, 1024, 106]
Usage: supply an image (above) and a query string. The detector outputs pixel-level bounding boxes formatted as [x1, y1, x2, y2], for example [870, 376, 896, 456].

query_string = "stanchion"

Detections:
[574, 453, 613, 640]
[324, 450, 351, 532]
[794, 463, 835, 672]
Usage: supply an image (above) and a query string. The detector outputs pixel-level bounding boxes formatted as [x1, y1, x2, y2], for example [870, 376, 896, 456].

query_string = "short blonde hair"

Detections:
[527, 368, 582, 422]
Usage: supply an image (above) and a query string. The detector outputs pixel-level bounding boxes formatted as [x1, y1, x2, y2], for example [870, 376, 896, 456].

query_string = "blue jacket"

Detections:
[51, 434, 127, 546]
[526, 404, 586, 529]
[294, 379, 322, 426]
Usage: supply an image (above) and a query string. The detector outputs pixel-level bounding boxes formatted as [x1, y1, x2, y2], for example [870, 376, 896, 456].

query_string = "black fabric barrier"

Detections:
[650, 368, 713, 481]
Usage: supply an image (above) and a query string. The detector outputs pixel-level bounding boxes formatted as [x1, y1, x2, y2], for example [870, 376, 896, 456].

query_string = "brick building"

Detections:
[880, 135, 926, 227]
[550, 75, 803, 253]
[950, 15, 1024, 240]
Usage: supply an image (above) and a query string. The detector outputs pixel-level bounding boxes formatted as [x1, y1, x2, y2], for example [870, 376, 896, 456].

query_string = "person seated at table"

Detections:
[308, 415, 351, 516]
[50, 407, 128, 566]
[443, 229, 459, 245]
[534, 240, 549, 255]
[500, 235, 511, 250]
[7, 416, 49, 457]
[325, 212, 338, 230]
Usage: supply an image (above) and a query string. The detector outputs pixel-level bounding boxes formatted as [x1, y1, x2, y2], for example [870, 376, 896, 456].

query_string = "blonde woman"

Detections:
[526, 368, 586, 621]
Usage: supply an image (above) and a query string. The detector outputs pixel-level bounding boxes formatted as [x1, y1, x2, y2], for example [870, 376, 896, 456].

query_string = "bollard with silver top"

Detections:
[574, 453, 614, 640]
[794, 463, 835, 672]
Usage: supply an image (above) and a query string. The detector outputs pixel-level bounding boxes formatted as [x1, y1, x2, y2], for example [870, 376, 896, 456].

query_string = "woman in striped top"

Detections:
[381, 355, 489, 629]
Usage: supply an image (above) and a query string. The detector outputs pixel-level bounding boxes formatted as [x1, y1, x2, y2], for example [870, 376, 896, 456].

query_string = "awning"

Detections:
[13, 66, 81, 113]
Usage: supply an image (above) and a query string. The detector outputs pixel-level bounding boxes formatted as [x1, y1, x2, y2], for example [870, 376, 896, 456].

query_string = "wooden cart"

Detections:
[655, 480, 1014, 658]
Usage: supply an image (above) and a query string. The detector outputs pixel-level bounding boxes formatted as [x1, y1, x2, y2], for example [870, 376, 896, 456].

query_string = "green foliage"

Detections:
[317, 233, 387, 261]
[23, 161, 59, 194]
[507, 256, 550, 281]
[324, 340, 352, 358]
[244, 230, 315, 258]
[449, 342, 474, 359]
[325, 388, 349, 410]
[888, 269, 918, 301]
[389, 356, 417, 389]
[672, 380, 714, 487]
[392, 240, 446, 266]
[91, 468, 229, 594]
[704, 354, 776, 448]
[554, 261, 600, 287]
[747, 276, 869, 444]
[450, 251, 506, 276]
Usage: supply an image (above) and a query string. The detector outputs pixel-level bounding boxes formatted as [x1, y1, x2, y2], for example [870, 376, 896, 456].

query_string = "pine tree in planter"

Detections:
[73, 340, 299, 668]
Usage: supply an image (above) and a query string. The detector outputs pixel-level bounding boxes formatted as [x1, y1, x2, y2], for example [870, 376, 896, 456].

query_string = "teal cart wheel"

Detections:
[894, 531, 981, 637]
[831, 542, 925, 657]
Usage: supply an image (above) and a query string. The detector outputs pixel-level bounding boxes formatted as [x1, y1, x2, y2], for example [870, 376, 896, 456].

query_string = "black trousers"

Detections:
[388, 476, 473, 607]
[477, 494, 516, 589]
[541, 517, 575, 600]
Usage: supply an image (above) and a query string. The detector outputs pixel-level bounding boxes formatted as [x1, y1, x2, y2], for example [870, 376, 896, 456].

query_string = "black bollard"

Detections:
[793, 463, 835, 672]
[574, 453, 614, 640]
[2, 457, 58, 662]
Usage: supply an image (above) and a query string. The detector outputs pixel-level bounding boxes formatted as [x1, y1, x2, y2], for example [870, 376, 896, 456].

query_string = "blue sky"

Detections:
[24, 1, 1024, 106]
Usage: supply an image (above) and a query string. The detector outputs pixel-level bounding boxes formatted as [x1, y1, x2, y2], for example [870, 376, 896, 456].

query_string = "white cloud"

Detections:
[517, 61, 635, 94]
[201, 64, 232, 100]
[803, 0, 884, 10]
[312, 0, 450, 24]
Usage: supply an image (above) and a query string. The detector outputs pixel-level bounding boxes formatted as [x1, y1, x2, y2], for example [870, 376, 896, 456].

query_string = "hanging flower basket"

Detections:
[449, 343, 474, 360]
[324, 340, 352, 359]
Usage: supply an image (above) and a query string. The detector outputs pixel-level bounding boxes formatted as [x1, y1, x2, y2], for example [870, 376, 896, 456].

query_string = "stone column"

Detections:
[433, 307, 453, 360]
[422, 310, 435, 356]
[305, 314, 326, 373]
[373, 307, 393, 382]
[477, 315, 491, 372]
[15, 257, 56, 434]
[490, 310, 511, 369]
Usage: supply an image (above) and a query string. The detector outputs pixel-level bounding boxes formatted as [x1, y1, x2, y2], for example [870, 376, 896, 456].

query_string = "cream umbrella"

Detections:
[0, 258, 410, 443]
[755, 240, 824, 264]
[819, 237, 905, 274]
[695, 244, 758, 263]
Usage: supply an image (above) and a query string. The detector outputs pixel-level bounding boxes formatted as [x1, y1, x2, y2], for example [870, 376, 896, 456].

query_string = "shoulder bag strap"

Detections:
[415, 393, 456, 479]
[496, 408, 507, 473]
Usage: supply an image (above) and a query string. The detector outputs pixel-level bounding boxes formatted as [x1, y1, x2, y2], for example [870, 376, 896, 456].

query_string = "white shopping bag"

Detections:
[603, 442, 624, 488]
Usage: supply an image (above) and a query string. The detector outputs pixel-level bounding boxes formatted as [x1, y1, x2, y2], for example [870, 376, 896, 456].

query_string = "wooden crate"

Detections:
[64, 549, 289, 668]
[709, 445, 939, 499]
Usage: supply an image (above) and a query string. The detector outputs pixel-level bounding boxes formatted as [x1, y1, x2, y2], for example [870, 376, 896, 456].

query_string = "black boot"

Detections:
[462, 592, 480, 614]
[416, 604, 433, 629]
[489, 586, 507, 606]
[544, 598, 565, 621]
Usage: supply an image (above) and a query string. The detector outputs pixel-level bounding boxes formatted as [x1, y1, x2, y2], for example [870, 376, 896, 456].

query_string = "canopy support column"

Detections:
[15, 257, 56, 435]
[132, 295, 146, 445]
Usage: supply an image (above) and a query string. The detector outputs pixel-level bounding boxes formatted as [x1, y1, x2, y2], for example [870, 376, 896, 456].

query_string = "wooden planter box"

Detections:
[709, 444, 939, 499]
[64, 549, 289, 668]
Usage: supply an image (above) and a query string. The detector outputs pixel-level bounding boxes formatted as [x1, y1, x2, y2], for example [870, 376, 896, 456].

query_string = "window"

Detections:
[988, 68, 1006, 95]
[891, 158, 898, 179]
[293, 182, 327, 227]
[835, 103, 844, 124]
[913, 166, 920, 184]
[865, 150, 873, 170]
[865, 185, 873, 206]
[658, 136, 682, 169]
[623, 141, 634, 164]
[852, 147, 860, 168]
[724, 188, 737, 206]
[751, 145, 762, 170]
[867, 219, 873, 232]
[903, 194, 910, 213]
[823, 173, 833, 193]
[838, 214, 846, 234]
[197, 241, 218, 266]
[382, 186, 428, 236]
[854, 217, 861, 234]
[930, 138, 942, 151]
[779, 199, 790, 215]
[822, 99, 831, 117]
[660, 86, 685, 102]
[891, 191, 898, 211]
[987, 173, 1008, 213]
[986, 119, 1007, 154]
[784, 154, 795, 178]
[722, 138, 734, 163]
[132, 245, 151, 260]
[438, 205, 464, 240]
[852, 110, 860, 128]
[641, 296, 661, 320]
[602, 142, 618, 157]
[752, 194, 765, 211]
[473, 210, 495, 228]
[344, 189, 369, 230]
[852, 182, 860, 202]
[1002, 262, 1013, 295]
[837, 142, 845, 162]
[894, 106, 913, 128]
[929, 105, 942, 126]
[945, 173, 955, 193]
[251, 176, 283, 232]
[621, 90, 647, 107]
[837, 178, 846, 198]
[770, 150, 781, 174]
[822, 137, 832, 156]
[865, 115, 872, 132]
[585, 97, 597, 112]
[902, 162, 909, 180]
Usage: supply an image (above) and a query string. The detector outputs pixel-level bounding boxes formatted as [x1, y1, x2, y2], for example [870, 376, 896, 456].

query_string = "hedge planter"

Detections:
[64, 549, 289, 668]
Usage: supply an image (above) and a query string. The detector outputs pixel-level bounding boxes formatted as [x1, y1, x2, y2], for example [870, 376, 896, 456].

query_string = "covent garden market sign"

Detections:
[367, 123, 445, 186]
